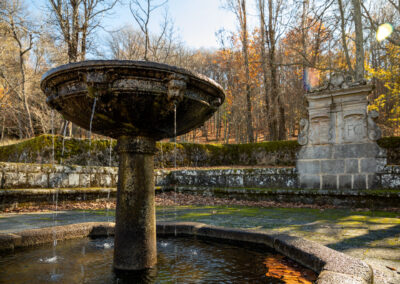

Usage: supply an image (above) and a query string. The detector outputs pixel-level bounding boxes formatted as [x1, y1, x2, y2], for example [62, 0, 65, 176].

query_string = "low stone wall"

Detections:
[0, 162, 119, 189]
[0, 162, 399, 190]
[0, 162, 399, 209]
[168, 168, 297, 188]
[0, 162, 298, 190]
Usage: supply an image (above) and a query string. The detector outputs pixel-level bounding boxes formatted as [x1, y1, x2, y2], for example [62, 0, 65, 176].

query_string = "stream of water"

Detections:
[173, 103, 177, 236]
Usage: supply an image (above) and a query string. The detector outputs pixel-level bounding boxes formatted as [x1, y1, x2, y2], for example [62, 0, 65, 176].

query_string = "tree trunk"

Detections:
[238, 0, 254, 143]
[338, 0, 354, 76]
[258, 0, 276, 141]
[351, 0, 364, 80]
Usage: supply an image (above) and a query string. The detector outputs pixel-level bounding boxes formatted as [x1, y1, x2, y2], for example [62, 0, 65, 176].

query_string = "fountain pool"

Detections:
[0, 236, 316, 283]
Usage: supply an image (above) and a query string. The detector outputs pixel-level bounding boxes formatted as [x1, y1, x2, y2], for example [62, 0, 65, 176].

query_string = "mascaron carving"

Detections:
[167, 73, 188, 103]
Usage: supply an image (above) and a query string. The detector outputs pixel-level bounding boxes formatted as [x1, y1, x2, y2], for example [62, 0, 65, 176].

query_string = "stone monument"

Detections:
[297, 74, 386, 190]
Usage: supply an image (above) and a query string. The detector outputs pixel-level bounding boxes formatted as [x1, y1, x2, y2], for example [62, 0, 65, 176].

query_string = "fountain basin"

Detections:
[1, 235, 311, 283]
[0, 222, 372, 283]
[41, 60, 224, 140]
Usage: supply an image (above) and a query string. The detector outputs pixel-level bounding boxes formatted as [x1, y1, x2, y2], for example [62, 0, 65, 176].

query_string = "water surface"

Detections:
[0, 236, 315, 283]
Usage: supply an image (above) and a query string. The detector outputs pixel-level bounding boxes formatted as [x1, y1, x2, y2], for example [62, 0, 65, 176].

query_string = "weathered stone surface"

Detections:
[367, 174, 380, 190]
[68, 173, 80, 187]
[297, 160, 320, 174]
[100, 174, 112, 187]
[196, 225, 276, 248]
[339, 175, 352, 189]
[381, 173, 400, 189]
[298, 145, 332, 159]
[316, 271, 367, 284]
[322, 175, 337, 189]
[321, 160, 345, 174]
[360, 158, 377, 173]
[274, 234, 372, 282]
[353, 174, 367, 190]
[3, 172, 26, 189]
[345, 159, 359, 174]
[41, 61, 224, 140]
[333, 143, 381, 159]
[79, 174, 91, 187]
[0, 233, 21, 250]
[157, 222, 206, 235]
[27, 173, 48, 188]
[90, 174, 100, 187]
[49, 173, 68, 188]
[114, 136, 157, 271]
[299, 174, 320, 189]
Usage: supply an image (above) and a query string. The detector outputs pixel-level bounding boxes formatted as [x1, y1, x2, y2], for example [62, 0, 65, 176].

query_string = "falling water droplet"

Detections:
[61, 121, 68, 164]
[174, 103, 177, 237]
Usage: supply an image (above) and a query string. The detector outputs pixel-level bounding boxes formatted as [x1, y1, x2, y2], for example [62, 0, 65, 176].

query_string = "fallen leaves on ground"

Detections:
[2, 192, 399, 213]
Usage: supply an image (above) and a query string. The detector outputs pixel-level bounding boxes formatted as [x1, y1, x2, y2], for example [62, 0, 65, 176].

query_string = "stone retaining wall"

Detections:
[0, 163, 119, 189]
[0, 162, 399, 190]
[168, 168, 298, 188]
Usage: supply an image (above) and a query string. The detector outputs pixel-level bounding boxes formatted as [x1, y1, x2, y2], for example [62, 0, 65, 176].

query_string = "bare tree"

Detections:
[46, 0, 117, 136]
[47, 0, 118, 62]
[351, 0, 364, 80]
[129, 0, 168, 61]
[0, 0, 35, 137]
[257, 0, 273, 140]
[265, 0, 286, 140]
[225, 0, 254, 142]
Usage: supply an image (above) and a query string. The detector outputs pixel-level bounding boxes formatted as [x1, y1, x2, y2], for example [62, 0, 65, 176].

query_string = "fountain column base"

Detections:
[114, 136, 157, 271]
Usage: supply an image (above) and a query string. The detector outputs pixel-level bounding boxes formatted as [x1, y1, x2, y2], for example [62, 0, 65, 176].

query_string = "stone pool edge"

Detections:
[0, 221, 372, 284]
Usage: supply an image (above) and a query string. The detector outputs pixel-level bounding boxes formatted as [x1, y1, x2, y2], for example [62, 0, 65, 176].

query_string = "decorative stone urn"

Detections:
[41, 60, 225, 272]
[297, 74, 386, 190]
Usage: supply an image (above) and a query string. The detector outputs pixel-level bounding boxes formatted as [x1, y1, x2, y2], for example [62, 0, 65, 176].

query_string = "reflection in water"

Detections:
[0, 237, 316, 283]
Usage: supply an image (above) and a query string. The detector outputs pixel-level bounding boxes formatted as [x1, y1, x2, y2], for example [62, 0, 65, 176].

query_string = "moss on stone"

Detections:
[377, 136, 400, 149]
[377, 137, 400, 164]
[2, 135, 399, 167]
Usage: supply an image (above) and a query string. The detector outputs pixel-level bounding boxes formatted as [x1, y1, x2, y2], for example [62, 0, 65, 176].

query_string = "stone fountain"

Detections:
[40, 60, 224, 272]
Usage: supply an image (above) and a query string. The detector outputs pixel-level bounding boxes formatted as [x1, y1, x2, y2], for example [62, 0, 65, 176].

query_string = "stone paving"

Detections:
[0, 206, 399, 283]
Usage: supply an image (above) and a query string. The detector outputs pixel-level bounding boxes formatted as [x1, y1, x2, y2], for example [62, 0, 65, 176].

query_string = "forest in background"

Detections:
[0, 0, 399, 144]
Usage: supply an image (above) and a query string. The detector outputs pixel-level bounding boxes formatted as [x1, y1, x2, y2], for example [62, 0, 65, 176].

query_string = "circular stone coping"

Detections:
[0, 222, 372, 283]
[40, 60, 225, 99]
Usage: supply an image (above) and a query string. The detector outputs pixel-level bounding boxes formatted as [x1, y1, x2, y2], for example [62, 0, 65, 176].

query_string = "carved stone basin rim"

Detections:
[40, 60, 225, 140]
[40, 60, 225, 94]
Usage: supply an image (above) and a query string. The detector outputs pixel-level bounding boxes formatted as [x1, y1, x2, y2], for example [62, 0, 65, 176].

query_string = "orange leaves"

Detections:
[264, 254, 317, 283]
[0, 86, 10, 108]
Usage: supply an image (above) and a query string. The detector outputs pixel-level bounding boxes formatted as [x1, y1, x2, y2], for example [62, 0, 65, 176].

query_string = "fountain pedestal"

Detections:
[114, 136, 157, 270]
